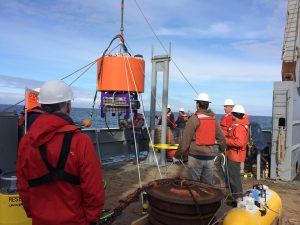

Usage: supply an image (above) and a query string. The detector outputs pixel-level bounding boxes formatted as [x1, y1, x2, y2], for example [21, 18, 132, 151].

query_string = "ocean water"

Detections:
[0, 104, 272, 130]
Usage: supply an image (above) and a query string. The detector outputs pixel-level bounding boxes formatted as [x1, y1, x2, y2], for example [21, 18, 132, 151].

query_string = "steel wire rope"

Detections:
[90, 34, 128, 135]
[124, 42, 192, 179]
[133, 0, 198, 95]
[91, 36, 123, 121]
[123, 40, 169, 177]
[124, 55, 163, 179]
[2, 59, 98, 112]
[124, 40, 181, 126]
[60, 59, 98, 81]
[123, 55, 144, 201]
[68, 60, 97, 86]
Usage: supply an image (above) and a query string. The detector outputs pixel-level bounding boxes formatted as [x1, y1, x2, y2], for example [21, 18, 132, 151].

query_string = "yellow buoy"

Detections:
[82, 118, 92, 128]
[223, 189, 282, 225]
[223, 208, 260, 225]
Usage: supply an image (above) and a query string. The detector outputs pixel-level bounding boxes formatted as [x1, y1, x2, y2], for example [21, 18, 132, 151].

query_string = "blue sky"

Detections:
[0, 0, 286, 116]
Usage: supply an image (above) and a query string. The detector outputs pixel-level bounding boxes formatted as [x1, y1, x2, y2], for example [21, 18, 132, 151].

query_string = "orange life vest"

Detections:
[195, 112, 216, 145]
[226, 123, 249, 162]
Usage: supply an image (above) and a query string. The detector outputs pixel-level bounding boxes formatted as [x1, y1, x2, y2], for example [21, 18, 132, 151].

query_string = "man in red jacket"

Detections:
[16, 80, 105, 225]
[225, 104, 249, 201]
[220, 98, 234, 136]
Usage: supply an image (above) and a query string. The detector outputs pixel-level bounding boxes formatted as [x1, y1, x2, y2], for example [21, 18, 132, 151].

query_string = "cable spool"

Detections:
[97, 55, 145, 93]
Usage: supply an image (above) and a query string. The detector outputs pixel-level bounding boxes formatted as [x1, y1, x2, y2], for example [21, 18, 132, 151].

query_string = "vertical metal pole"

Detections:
[120, 0, 124, 37]
[160, 56, 170, 166]
[150, 46, 157, 143]
[146, 47, 158, 164]
[257, 151, 261, 180]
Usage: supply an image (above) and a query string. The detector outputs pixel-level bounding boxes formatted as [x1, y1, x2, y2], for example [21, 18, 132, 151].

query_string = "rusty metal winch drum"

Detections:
[145, 178, 224, 225]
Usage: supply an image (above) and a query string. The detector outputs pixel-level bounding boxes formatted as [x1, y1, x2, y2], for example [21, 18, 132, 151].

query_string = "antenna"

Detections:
[120, 0, 124, 37]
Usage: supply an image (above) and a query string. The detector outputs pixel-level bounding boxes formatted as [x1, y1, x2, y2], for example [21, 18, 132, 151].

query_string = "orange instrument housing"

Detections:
[97, 55, 145, 93]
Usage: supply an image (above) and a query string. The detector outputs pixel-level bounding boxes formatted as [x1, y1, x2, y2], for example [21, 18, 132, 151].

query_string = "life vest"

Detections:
[195, 112, 216, 145]
[28, 124, 80, 187]
[18, 107, 45, 127]
[226, 123, 249, 162]
[167, 111, 177, 129]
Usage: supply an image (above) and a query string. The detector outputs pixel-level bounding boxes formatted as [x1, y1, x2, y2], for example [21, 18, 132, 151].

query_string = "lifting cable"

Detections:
[91, 34, 130, 135]
[119, 53, 163, 213]
[2, 59, 98, 112]
[133, 0, 198, 95]
[4, 35, 127, 113]
[124, 55, 162, 178]
[124, 40, 180, 126]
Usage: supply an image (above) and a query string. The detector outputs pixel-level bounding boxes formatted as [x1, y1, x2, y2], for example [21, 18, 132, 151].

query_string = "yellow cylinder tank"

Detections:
[223, 189, 282, 225]
[0, 193, 32, 225]
[0, 171, 31, 225]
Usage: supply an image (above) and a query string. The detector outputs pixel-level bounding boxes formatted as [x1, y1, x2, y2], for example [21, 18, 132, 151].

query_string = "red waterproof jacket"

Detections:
[220, 113, 233, 136]
[16, 113, 105, 225]
[226, 114, 249, 162]
[18, 107, 45, 133]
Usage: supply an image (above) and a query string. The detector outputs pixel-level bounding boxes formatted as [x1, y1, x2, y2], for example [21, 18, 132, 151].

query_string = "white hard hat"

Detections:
[33, 88, 40, 93]
[224, 98, 234, 106]
[39, 80, 73, 104]
[179, 108, 185, 112]
[232, 105, 245, 114]
[195, 92, 211, 102]
[167, 104, 171, 109]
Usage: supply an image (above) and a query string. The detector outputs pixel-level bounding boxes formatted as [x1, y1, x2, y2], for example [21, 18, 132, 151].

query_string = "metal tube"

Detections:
[257, 151, 261, 180]
[120, 0, 124, 37]
[160, 59, 170, 165]
[146, 48, 158, 164]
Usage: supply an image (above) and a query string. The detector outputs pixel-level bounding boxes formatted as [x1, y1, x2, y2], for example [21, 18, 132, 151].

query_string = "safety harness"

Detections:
[28, 131, 80, 187]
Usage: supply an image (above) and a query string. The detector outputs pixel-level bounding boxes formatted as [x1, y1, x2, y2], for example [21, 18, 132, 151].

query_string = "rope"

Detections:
[133, 0, 198, 95]
[123, 56, 144, 200]
[124, 56, 162, 179]
[69, 60, 97, 85]
[60, 59, 98, 81]
[185, 182, 204, 224]
[4, 58, 98, 112]
[2, 99, 25, 111]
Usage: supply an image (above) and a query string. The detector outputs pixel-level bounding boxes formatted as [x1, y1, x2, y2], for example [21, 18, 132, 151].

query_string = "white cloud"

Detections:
[167, 51, 281, 83]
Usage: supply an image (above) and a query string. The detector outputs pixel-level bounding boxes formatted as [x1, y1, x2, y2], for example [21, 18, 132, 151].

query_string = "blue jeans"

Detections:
[186, 156, 214, 184]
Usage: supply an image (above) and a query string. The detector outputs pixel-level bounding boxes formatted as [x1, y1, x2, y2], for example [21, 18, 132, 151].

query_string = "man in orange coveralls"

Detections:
[16, 80, 105, 225]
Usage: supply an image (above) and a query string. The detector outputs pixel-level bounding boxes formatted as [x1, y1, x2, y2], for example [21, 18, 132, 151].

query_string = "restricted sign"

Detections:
[25, 88, 39, 110]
